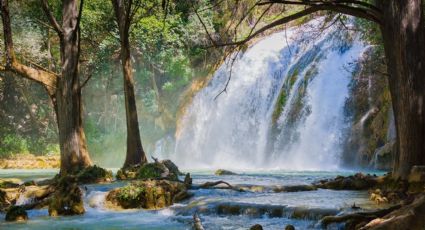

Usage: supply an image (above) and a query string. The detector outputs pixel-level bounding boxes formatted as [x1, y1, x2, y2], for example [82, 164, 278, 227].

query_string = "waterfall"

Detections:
[173, 19, 368, 170]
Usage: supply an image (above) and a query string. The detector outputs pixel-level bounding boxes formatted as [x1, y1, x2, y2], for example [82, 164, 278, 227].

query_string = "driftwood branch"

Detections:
[320, 204, 402, 228]
[196, 181, 244, 192]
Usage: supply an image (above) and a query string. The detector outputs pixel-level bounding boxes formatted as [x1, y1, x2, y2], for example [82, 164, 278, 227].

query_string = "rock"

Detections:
[117, 160, 180, 181]
[285, 225, 296, 230]
[250, 224, 263, 230]
[314, 173, 378, 190]
[215, 169, 237, 176]
[105, 179, 188, 210]
[48, 176, 84, 216]
[408, 165, 425, 183]
[5, 206, 28, 221]
[116, 164, 139, 180]
[272, 185, 317, 192]
[161, 159, 183, 175]
[76, 165, 113, 184]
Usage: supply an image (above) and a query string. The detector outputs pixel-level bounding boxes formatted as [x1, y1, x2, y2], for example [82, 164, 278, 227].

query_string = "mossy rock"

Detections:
[105, 179, 188, 210]
[5, 206, 28, 221]
[137, 163, 178, 181]
[215, 169, 237, 176]
[117, 160, 180, 181]
[48, 176, 84, 216]
[116, 165, 139, 180]
[76, 165, 113, 184]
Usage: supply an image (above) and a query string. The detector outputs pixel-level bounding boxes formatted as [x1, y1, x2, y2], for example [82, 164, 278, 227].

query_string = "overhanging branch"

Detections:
[41, 0, 63, 37]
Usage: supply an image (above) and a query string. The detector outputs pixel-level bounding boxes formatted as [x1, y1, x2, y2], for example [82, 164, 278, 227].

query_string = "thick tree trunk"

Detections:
[112, 0, 148, 168]
[378, 0, 425, 179]
[121, 34, 147, 167]
[1, 0, 91, 175]
[56, 0, 91, 175]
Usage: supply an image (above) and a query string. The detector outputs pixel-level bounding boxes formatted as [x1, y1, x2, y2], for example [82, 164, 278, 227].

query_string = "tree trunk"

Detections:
[56, 0, 91, 175]
[112, 0, 148, 168]
[378, 0, 425, 179]
[1, 0, 92, 175]
[121, 34, 147, 167]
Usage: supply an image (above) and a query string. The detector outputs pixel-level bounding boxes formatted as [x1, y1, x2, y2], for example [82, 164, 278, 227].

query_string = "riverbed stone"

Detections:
[250, 224, 263, 230]
[215, 169, 237, 175]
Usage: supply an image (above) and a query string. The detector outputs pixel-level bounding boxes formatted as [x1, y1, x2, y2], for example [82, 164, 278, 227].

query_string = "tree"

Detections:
[0, 0, 92, 175]
[112, 0, 148, 167]
[195, 0, 425, 179]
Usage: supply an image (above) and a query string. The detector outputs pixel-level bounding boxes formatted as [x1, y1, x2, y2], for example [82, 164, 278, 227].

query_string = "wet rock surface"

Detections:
[116, 159, 181, 181]
[314, 173, 378, 190]
[76, 165, 113, 184]
[215, 169, 237, 176]
[105, 179, 189, 209]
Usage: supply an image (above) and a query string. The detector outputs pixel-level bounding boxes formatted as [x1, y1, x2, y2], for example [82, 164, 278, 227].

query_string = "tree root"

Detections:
[320, 204, 402, 228]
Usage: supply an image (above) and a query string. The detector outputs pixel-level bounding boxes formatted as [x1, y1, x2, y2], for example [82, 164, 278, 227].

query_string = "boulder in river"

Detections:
[215, 169, 237, 176]
[250, 224, 263, 230]
[285, 225, 296, 230]
[76, 165, 113, 184]
[5, 206, 28, 221]
[116, 159, 181, 181]
[105, 179, 189, 209]
[314, 173, 378, 190]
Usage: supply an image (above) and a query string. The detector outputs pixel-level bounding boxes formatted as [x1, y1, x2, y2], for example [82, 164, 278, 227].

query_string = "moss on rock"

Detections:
[105, 179, 188, 210]
[76, 165, 113, 184]
[117, 159, 181, 181]
[214, 169, 237, 176]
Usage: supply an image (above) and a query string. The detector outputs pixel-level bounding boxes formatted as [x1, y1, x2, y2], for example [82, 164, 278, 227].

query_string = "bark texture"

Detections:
[112, 0, 148, 167]
[377, 0, 425, 179]
[1, 0, 92, 175]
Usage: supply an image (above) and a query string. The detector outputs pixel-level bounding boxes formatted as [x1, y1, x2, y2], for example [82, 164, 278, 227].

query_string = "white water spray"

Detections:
[173, 19, 367, 170]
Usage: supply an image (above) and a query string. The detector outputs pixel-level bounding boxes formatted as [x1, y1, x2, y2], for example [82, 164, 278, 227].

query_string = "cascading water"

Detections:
[173, 19, 368, 170]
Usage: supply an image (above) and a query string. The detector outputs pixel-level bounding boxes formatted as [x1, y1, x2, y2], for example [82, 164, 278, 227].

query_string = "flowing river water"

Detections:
[0, 169, 386, 229]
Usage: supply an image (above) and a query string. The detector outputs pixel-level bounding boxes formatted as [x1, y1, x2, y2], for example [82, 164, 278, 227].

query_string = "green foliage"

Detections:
[76, 165, 113, 184]
[137, 163, 164, 180]
[116, 183, 146, 208]
[0, 134, 29, 158]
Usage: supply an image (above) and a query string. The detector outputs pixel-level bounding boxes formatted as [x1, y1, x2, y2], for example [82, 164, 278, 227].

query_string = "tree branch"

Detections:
[41, 0, 63, 37]
[76, 0, 84, 33]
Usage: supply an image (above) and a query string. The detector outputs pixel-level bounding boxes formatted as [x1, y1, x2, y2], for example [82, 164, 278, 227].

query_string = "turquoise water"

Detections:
[0, 170, 387, 229]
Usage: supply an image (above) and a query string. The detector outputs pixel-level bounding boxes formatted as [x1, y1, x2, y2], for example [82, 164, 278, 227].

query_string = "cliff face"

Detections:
[342, 47, 396, 170]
